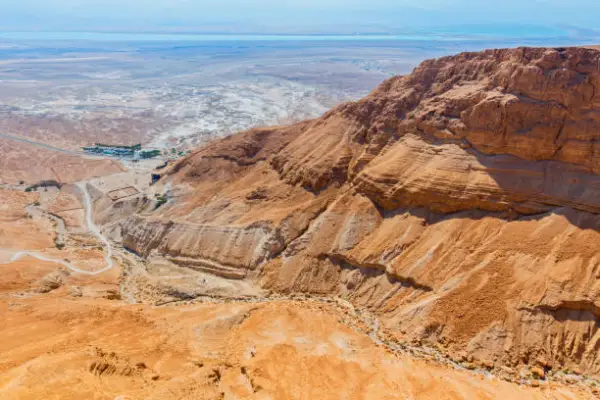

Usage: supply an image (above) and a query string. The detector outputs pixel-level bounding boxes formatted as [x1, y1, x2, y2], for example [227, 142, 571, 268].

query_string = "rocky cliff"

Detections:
[122, 47, 600, 378]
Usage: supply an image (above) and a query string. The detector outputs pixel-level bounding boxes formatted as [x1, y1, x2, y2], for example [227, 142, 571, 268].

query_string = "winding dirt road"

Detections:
[8, 180, 115, 276]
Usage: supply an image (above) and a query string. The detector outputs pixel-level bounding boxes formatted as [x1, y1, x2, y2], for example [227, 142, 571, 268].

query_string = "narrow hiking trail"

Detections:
[7, 181, 115, 276]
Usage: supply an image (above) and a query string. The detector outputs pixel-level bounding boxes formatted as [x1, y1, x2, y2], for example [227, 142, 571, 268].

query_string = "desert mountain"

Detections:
[121, 46, 600, 380]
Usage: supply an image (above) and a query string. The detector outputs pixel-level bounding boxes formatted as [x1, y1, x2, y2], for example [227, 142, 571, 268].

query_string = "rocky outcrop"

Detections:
[121, 47, 600, 377]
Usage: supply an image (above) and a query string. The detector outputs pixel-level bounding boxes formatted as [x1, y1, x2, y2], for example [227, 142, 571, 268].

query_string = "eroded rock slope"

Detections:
[122, 47, 600, 377]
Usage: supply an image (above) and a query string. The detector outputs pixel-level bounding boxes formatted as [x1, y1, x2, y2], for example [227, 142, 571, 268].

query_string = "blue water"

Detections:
[0, 31, 473, 42]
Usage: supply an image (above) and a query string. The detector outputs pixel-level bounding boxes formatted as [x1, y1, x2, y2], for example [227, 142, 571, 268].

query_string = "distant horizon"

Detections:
[1, 23, 599, 42]
[4, 1, 600, 39]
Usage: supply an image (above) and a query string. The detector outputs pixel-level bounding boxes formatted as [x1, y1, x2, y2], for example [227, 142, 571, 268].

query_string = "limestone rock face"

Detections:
[121, 47, 600, 377]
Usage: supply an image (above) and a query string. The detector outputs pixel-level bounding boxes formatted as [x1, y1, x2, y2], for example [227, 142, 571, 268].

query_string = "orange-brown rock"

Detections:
[0, 257, 591, 399]
[0, 137, 124, 185]
[0, 189, 55, 250]
[121, 47, 600, 379]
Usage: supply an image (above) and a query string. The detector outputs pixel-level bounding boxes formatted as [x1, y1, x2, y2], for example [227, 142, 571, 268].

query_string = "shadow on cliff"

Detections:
[461, 145, 600, 232]
[369, 184, 600, 235]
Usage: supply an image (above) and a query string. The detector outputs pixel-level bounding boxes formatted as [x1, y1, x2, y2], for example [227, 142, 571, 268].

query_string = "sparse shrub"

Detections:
[154, 194, 168, 210]
[24, 180, 61, 193]
[135, 362, 147, 370]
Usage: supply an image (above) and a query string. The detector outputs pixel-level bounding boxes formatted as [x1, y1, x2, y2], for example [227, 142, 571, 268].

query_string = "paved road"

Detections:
[0, 132, 85, 156]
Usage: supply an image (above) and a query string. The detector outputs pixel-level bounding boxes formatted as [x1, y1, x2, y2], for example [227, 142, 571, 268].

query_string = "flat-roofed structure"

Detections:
[83, 143, 161, 159]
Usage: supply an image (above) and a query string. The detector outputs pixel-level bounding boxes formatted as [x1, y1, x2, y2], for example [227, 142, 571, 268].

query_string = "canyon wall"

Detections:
[121, 47, 600, 376]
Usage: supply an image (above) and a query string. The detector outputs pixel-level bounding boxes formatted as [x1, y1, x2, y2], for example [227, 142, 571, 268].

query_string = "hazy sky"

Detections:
[3, 0, 600, 33]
